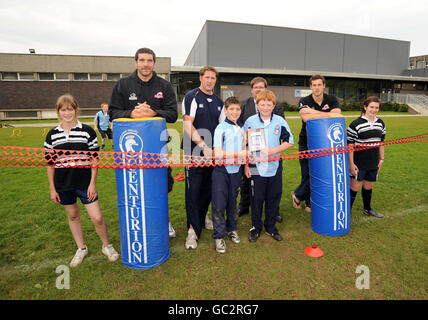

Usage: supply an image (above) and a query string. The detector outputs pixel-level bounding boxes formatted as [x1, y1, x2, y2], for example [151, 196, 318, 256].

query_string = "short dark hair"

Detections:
[250, 77, 267, 88]
[309, 74, 326, 85]
[224, 96, 241, 109]
[134, 48, 156, 62]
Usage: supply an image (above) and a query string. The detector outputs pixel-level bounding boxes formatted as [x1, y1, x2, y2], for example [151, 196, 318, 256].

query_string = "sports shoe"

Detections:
[169, 222, 176, 238]
[70, 247, 88, 268]
[214, 238, 226, 254]
[185, 228, 198, 250]
[291, 191, 302, 209]
[102, 244, 120, 262]
[265, 228, 283, 241]
[205, 215, 214, 230]
[248, 227, 260, 243]
[363, 208, 384, 218]
[228, 231, 241, 244]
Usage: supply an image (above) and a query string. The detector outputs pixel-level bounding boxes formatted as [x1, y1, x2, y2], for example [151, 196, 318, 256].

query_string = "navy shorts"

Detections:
[100, 128, 113, 139]
[351, 169, 378, 182]
[58, 189, 98, 205]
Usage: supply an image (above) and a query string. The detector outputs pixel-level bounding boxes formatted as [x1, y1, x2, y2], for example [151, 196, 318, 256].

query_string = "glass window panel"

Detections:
[106, 73, 120, 81]
[55, 73, 70, 80]
[74, 73, 88, 80]
[39, 72, 54, 80]
[2, 72, 18, 80]
[19, 72, 34, 80]
[89, 73, 102, 80]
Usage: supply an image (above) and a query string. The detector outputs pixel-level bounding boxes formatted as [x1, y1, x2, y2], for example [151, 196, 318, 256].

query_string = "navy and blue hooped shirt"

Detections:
[213, 118, 245, 174]
[181, 88, 224, 155]
[243, 114, 294, 177]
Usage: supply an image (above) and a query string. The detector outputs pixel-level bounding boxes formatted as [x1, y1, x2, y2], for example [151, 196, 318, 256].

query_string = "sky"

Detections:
[1, 0, 427, 66]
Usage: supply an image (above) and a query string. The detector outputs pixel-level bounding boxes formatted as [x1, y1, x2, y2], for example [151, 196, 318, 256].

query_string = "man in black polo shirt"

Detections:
[108, 47, 178, 237]
[292, 75, 343, 212]
[237, 77, 284, 222]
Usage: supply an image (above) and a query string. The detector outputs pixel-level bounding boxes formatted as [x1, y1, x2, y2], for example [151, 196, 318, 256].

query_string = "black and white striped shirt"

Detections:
[44, 122, 99, 192]
[347, 116, 386, 170]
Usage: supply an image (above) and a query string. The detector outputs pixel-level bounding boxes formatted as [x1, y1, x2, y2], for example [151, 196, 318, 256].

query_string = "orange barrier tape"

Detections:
[1, 134, 427, 169]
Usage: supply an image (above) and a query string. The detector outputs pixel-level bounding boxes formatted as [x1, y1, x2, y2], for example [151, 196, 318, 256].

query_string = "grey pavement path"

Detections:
[4, 114, 427, 127]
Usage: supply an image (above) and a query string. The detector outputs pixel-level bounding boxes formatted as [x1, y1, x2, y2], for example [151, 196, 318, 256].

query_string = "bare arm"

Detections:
[299, 107, 343, 122]
[183, 115, 212, 156]
[47, 167, 60, 204]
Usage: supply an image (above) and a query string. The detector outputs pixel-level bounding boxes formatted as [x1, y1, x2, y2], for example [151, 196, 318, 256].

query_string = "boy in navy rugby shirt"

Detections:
[244, 90, 294, 242]
[45, 94, 119, 267]
[211, 97, 246, 253]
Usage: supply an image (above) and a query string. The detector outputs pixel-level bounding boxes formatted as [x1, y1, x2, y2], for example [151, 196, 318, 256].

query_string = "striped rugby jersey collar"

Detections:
[55, 120, 83, 132]
[361, 115, 378, 124]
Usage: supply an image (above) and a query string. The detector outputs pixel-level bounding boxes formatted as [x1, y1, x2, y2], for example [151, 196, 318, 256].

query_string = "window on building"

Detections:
[74, 73, 89, 81]
[416, 61, 425, 69]
[39, 72, 54, 81]
[107, 73, 121, 81]
[1, 72, 18, 80]
[55, 73, 70, 80]
[89, 73, 102, 80]
[19, 73, 35, 80]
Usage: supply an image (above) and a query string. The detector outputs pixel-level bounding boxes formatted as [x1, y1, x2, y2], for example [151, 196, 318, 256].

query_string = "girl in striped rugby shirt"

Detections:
[45, 94, 119, 267]
[347, 96, 386, 218]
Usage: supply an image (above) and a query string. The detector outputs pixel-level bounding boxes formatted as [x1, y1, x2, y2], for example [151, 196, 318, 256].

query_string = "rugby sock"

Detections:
[350, 190, 358, 208]
[361, 188, 372, 211]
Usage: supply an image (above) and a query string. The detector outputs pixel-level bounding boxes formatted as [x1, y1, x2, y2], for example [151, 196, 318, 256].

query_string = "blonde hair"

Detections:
[256, 90, 276, 106]
[55, 94, 79, 115]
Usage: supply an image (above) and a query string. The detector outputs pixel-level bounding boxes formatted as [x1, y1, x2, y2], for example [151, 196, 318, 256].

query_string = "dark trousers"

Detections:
[185, 166, 213, 239]
[294, 144, 311, 203]
[238, 175, 251, 212]
[211, 169, 241, 239]
[250, 167, 282, 234]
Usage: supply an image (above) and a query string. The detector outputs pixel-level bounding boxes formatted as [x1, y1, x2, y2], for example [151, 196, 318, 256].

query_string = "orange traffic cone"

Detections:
[304, 245, 324, 257]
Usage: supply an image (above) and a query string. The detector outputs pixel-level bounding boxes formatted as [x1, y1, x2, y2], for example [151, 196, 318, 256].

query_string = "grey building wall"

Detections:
[184, 20, 411, 76]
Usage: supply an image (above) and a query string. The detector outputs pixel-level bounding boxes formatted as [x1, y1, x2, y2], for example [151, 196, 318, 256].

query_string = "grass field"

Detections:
[0, 113, 427, 300]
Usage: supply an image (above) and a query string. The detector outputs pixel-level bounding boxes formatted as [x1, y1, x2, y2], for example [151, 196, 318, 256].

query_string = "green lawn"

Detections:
[0, 116, 427, 299]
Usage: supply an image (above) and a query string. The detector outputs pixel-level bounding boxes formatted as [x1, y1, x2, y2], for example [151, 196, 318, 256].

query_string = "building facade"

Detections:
[1, 20, 428, 119]
[0, 53, 171, 119]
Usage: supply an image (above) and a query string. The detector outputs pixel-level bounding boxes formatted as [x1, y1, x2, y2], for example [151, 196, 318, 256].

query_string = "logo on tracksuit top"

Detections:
[322, 104, 330, 110]
[154, 91, 164, 99]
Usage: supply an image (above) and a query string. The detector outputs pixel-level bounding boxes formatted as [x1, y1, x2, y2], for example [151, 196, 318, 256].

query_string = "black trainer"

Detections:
[248, 227, 260, 242]
[363, 208, 384, 218]
[266, 228, 283, 241]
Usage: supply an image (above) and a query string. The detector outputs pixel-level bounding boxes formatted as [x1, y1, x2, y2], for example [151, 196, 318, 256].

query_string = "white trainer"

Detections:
[70, 247, 88, 268]
[228, 231, 241, 244]
[185, 228, 198, 250]
[102, 244, 120, 262]
[215, 238, 226, 254]
[169, 222, 176, 238]
[205, 215, 214, 230]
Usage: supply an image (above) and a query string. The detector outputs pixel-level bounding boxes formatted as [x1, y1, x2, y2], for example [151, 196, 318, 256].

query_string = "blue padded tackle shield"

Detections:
[306, 117, 350, 236]
[113, 117, 170, 269]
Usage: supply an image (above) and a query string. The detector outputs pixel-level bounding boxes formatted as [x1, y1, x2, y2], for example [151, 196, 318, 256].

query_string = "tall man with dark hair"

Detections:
[108, 47, 178, 237]
[238, 77, 284, 221]
[182, 66, 224, 250]
[292, 75, 343, 212]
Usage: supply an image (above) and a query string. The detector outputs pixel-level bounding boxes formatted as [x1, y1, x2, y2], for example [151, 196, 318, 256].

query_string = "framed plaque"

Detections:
[247, 128, 266, 153]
